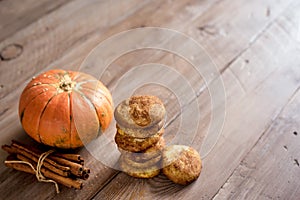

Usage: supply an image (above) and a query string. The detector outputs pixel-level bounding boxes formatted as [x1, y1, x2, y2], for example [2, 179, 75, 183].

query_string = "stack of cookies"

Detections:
[114, 95, 166, 178]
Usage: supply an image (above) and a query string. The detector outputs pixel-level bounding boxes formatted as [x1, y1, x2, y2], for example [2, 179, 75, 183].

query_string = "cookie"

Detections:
[162, 145, 202, 185]
[114, 95, 166, 138]
[119, 156, 160, 179]
[115, 127, 164, 152]
[120, 136, 166, 162]
[122, 154, 162, 169]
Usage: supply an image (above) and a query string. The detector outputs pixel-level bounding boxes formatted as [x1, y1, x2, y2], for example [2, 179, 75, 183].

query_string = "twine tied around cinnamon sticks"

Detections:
[2, 140, 90, 192]
[5, 149, 60, 193]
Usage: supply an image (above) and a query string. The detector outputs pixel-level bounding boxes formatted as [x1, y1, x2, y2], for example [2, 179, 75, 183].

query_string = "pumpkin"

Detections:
[19, 69, 113, 149]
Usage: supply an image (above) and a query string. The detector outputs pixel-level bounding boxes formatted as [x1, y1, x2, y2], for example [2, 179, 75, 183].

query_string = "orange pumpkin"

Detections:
[19, 69, 113, 149]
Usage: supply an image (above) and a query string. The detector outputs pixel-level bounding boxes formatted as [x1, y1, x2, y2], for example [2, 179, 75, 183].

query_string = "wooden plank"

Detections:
[44, 0, 294, 144]
[0, 0, 236, 135]
[0, 0, 218, 153]
[0, 1, 154, 199]
[0, 0, 296, 196]
[0, 0, 206, 130]
[166, 2, 300, 199]
[229, 18, 300, 92]
[53, 0, 294, 124]
[0, 0, 152, 140]
[0, 0, 293, 141]
[0, 0, 151, 103]
[186, 0, 294, 70]
[0, 1, 219, 199]
[93, 59, 300, 199]
[92, 1, 300, 199]
[212, 3, 300, 199]
[0, 0, 220, 156]
[91, 68, 244, 199]
[59, 0, 294, 88]
[0, 146, 118, 200]
[0, 0, 216, 109]
[0, 0, 72, 42]
[213, 88, 300, 200]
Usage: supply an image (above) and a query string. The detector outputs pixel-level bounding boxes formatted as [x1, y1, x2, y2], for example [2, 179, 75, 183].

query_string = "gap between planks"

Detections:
[0, 0, 74, 42]
[92, 0, 300, 198]
[211, 1, 300, 198]
[212, 86, 300, 199]
[213, 85, 300, 199]
[0, 0, 298, 198]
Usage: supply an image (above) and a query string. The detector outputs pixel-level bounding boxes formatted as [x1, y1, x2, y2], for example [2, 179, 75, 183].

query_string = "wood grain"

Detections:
[93, 0, 300, 199]
[213, 88, 300, 200]
[0, 1, 211, 198]
[0, 0, 71, 42]
[0, 0, 151, 143]
[0, 0, 218, 159]
[0, 0, 299, 199]
[0, 0, 150, 99]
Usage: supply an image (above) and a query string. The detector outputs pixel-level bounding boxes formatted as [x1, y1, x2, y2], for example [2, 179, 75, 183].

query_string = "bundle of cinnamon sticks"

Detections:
[2, 140, 90, 190]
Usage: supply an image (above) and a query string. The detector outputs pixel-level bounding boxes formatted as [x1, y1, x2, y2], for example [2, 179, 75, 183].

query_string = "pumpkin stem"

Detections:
[59, 74, 75, 92]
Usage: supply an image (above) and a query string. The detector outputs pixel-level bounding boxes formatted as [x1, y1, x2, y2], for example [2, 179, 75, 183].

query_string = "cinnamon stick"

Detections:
[79, 158, 84, 166]
[10, 141, 70, 172]
[2, 144, 70, 176]
[83, 168, 90, 174]
[54, 153, 81, 163]
[81, 173, 89, 180]
[11, 140, 83, 177]
[80, 168, 90, 180]
[4, 140, 90, 186]
[11, 140, 82, 163]
[5, 157, 83, 189]
[49, 156, 83, 177]
[16, 154, 70, 177]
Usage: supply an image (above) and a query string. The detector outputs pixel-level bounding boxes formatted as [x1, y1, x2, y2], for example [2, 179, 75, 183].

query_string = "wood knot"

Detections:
[293, 131, 298, 136]
[197, 24, 217, 36]
[0, 44, 23, 61]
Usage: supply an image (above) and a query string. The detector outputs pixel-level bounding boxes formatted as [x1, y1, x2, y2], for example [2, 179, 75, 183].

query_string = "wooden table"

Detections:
[1, 0, 300, 199]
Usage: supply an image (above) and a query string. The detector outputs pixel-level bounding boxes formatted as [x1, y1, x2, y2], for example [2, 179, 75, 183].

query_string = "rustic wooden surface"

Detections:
[0, 0, 300, 199]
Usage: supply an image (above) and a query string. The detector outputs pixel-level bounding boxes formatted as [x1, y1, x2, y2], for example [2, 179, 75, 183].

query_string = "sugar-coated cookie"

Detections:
[115, 127, 164, 152]
[122, 154, 161, 169]
[162, 145, 202, 185]
[114, 95, 166, 138]
[120, 136, 166, 162]
[119, 156, 160, 179]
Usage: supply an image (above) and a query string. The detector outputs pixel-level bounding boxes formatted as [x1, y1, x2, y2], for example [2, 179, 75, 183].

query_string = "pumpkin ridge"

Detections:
[70, 90, 101, 146]
[79, 92, 102, 137]
[19, 87, 53, 122]
[74, 80, 98, 86]
[79, 85, 113, 107]
[20, 91, 44, 122]
[37, 92, 58, 145]
[76, 86, 113, 132]
[20, 110, 25, 123]
[68, 93, 73, 149]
